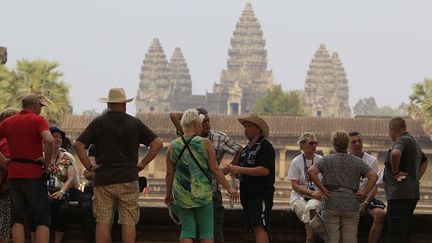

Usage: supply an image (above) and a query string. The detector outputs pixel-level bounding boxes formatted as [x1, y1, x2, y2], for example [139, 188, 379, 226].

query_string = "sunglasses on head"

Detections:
[308, 141, 319, 146]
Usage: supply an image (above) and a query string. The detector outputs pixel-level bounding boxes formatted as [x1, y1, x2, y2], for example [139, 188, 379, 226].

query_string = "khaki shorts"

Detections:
[291, 198, 321, 223]
[93, 181, 140, 225]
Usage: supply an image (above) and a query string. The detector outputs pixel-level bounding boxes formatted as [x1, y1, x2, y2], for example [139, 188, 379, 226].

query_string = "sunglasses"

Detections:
[307, 141, 319, 146]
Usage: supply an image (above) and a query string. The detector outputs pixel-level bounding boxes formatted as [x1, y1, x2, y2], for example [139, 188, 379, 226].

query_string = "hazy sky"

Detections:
[2, 0, 431, 115]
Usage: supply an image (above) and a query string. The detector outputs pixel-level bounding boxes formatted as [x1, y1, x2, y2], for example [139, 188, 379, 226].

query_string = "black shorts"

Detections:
[9, 178, 50, 227]
[241, 197, 273, 232]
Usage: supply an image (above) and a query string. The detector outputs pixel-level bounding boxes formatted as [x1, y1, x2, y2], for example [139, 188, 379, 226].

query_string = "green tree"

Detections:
[353, 97, 378, 116]
[0, 59, 70, 124]
[410, 78, 432, 132]
[354, 96, 408, 117]
[253, 84, 303, 114]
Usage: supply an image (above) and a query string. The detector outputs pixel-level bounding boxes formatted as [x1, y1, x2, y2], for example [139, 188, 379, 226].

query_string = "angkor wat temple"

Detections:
[135, 3, 351, 117]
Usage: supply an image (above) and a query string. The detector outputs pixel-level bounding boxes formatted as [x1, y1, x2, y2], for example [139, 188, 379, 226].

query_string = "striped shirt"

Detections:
[208, 130, 242, 191]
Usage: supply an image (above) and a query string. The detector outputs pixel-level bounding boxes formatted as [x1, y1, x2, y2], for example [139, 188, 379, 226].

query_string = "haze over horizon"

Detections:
[2, 0, 431, 115]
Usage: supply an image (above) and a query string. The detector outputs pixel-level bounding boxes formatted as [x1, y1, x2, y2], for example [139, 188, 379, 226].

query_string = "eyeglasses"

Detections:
[308, 141, 319, 146]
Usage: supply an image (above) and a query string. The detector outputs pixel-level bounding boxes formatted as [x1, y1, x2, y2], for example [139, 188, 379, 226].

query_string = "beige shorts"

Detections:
[93, 181, 140, 225]
[291, 198, 321, 223]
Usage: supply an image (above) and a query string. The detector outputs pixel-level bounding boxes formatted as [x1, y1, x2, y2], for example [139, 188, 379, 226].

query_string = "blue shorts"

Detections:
[9, 179, 50, 227]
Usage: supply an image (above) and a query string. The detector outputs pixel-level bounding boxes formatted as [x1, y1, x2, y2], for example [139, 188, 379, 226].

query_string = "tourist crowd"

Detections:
[0, 88, 428, 243]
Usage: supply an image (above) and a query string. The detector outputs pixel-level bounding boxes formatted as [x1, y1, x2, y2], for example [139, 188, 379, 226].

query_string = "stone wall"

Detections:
[57, 206, 432, 243]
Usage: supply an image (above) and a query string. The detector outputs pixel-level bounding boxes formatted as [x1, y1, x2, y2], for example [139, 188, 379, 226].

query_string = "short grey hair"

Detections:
[331, 130, 350, 152]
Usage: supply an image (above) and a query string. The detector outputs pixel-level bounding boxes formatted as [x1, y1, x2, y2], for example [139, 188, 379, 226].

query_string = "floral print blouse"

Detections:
[48, 148, 75, 190]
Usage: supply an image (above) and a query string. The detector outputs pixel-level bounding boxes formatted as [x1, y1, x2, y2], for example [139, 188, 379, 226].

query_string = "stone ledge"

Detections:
[59, 205, 432, 243]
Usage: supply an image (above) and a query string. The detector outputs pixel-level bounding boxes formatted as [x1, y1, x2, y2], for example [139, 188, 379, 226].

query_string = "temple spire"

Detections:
[136, 38, 170, 113]
[168, 47, 192, 96]
[304, 44, 351, 117]
[331, 52, 351, 117]
[212, 2, 273, 114]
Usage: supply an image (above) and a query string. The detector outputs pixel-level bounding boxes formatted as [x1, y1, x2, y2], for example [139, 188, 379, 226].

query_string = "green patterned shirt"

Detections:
[170, 136, 212, 208]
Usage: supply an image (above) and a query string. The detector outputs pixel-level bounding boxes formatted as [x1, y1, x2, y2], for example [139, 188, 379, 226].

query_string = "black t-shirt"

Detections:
[384, 132, 423, 200]
[88, 144, 96, 157]
[77, 111, 158, 186]
[239, 136, 275, 202]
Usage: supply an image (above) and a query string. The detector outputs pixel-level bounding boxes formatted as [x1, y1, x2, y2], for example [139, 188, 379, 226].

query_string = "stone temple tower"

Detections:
[330, 52, 351, 117]
[208, 2, 273, 115]
[304, 44, 351, 117]
[168, 47, 192, 97]
[136, 38, 170, 113]
[168, 47, 202, 111]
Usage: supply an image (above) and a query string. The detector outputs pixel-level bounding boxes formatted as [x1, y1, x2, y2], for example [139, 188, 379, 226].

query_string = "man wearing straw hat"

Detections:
[227, 114, 275, 243]
[75, 87, 163, 243]
[0, 94, 54, 243]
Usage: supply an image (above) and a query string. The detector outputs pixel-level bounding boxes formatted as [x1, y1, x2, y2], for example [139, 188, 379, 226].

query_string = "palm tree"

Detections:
[0, 59, 70, 124]
[410, 78, 432, 133]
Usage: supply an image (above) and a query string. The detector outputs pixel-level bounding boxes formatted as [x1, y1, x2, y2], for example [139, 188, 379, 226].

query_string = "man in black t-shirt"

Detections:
[75, 88, 162, 243]
[227, 114, 275, 243]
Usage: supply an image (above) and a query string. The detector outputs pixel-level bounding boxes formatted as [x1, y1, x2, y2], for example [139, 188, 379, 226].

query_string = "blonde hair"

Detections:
[331, 130, 350, 152]
[0, 107, 19, 122]
[181, 108, 204, 131]
[297, 132, 316, 145]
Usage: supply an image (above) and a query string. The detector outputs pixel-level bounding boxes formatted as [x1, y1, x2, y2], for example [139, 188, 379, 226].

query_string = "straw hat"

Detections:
[99, 88, 134, 103]
[237, 114, 269, 137]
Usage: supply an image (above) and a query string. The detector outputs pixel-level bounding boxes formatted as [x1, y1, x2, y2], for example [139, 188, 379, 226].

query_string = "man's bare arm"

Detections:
[227, 164, 269, 177]
[169, 112, 184, 135]
[391, 149, 402, 174]
[137, 137, 163, 171]
[40, 130, 54, 169]
[75, 141, 94, 171]
[420, 158, 428, 180]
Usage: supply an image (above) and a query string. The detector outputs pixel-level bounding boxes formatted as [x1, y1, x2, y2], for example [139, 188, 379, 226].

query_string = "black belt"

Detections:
[326, 184, 357, 193]
[10, 158, 44, 166]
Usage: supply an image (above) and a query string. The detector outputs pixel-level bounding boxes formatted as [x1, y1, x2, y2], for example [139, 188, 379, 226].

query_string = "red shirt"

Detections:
[0, 110, 49, 178]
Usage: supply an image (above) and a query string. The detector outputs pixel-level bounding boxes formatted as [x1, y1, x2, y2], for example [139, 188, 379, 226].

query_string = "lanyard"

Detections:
[302, 154, 314, 189]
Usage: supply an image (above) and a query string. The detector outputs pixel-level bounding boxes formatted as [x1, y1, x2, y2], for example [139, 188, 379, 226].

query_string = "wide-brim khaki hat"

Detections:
[99, 87, 134, 103]
[237, 114, 269, 137]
